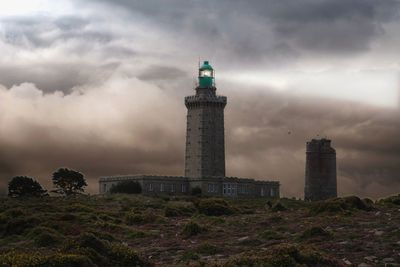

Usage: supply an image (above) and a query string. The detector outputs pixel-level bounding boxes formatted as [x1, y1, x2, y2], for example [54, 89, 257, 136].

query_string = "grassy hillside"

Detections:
[0, 194, 399, 266]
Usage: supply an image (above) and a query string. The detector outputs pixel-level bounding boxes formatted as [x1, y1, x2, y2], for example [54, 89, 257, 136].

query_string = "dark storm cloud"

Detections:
[82, 0, 400, 62]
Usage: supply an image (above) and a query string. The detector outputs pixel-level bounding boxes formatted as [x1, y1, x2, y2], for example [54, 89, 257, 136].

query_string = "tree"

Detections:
[52, 168, 87, 196]
[8, 176, 47, 197]
[109, 180, 142, 194]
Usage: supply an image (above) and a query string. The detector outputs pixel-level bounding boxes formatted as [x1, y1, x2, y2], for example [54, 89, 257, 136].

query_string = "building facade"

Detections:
[304, 138, 337, 201]
[99, 61, 280, 198]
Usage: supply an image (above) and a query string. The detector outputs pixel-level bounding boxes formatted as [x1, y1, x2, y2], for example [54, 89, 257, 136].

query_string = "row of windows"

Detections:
[148, 183, 187, 193]
[223, 183, 237, 195]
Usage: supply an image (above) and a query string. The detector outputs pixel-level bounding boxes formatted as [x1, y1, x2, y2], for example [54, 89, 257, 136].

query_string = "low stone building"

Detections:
[99, 61, 280, 198]
[99, 175, 279, 198]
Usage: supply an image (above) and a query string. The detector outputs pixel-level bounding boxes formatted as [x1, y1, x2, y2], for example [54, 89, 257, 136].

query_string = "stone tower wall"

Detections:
[304, 139, 337, 201]
[184, 87, 226, 178]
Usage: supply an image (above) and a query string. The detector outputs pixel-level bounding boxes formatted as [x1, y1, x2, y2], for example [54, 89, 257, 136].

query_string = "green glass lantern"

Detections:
[198, 61, 214, 88]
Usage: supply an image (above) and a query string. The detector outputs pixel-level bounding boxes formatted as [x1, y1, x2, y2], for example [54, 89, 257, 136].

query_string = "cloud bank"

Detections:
[0, 0, 399, 198]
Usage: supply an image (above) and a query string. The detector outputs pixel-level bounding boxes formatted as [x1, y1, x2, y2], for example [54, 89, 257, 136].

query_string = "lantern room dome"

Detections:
[199, 61, 213, 71]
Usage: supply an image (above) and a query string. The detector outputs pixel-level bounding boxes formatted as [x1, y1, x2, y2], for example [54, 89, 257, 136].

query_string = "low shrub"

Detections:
[125, 211, 164, 225]
[180, 251, 200, 262]
[28, 226, 63, 247]
[182, 221, 204, 238]
[191, 187, 202, 196]
[164, 201, 197, 217]
[271, 201, 288, 212]
[0, 251, 94, 267]
[309, 196, 373, 215]
[300, 226, 332, 240]
[3, 217, 40, 236]
[128, 230, 146, 239]
[198, 198, 235, 216]
[217, 244, 342, 267]
[259, 230, 284, 240]
[379, 194, 400, 206]
[196, 242, 220, 255]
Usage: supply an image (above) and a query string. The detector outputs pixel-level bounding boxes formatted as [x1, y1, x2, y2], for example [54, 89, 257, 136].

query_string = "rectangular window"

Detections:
[208, 183, 212, 193]
[261, 188, 265, 196]
[181, 184, 187, 193]
[160, 183, 164, 192]
[270, 188, 274, 197]
[149, 183, 153, 191]
[103, 184, 107, 193]
[171, 184, 175, 192]
[223, 184, 227, 194]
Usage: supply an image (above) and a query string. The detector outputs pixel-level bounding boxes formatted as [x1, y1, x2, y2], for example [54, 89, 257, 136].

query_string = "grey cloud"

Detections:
[0, 63, 119, 93]
[138, 65, 188, 81]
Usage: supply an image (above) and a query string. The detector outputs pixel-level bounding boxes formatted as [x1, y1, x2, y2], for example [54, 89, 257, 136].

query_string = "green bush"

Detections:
[217, 244, 341, 267]
[3, 217, 40, 236]
[125, 211, 163, 225]
[309, 196, 373, 215]
[0, 251, 94, 267]
[300, 226, 332, 240]
[191, 187, 202, 196]
[196, 242, 220, 255]
[180, 251, 200, 262]
[164, 201, 197, 217]
[198, 198, 235, 216]
[271, 201, 288, 212]
[182, 221, 204, 238]
[379, 194, 400, 206]
[110, 181, 142, 194]
[28, 226, 63, 247]
[259, 230, 284, 240]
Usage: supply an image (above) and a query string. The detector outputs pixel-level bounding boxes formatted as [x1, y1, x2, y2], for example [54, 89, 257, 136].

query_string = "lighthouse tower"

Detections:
[184, 61, 227, 179]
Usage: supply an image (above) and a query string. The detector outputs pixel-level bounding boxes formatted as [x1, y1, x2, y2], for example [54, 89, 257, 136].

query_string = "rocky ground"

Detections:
[0, 194, 399, 266]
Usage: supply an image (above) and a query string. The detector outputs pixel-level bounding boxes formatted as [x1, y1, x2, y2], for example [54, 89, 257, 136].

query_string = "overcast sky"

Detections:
[0, 0, 399, 198]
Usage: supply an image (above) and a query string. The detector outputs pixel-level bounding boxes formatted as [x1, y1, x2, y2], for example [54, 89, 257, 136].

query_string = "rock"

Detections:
[375, 211, 381, 216]
[364, 256, 377, 262]
[342, 258, 352, 265]
[237, 236, 249, 241]
[358, 263, 373, 267]
[397, 241, 400, 245]
[382, 257, 395, 263]
[339, 241, 349, 245]
[374, 230, 384, 236]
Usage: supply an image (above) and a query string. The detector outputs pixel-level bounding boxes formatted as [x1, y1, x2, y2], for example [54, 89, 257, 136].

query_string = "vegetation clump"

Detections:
[182, 221, 205, 238]
[164, 201, 197, 217]
[309, 196, 373, 215]
[8, 176, 47, 198]
[300, 226, 332, 240]
[218, 244, 342, 267]
[379, 194, 400, 206]
[52, 168, 87, 196]
[271, 201, 288, 212]
[198, 198, 235, 216]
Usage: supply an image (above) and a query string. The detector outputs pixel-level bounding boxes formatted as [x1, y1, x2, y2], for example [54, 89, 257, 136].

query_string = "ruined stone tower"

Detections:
[304, 138, 337, 201]
[184, 61, 227, 178]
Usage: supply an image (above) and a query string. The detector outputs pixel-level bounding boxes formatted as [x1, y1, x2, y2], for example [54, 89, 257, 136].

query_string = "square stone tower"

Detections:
[184, 61, 227, 178]
[304, 138, 337, 201]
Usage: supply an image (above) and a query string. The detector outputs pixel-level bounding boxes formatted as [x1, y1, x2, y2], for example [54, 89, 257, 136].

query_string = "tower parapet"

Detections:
[304, 138, 337, 201]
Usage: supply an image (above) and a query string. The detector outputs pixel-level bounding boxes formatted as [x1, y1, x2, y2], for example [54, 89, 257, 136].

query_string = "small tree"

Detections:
[52, 168, 87, 196]
[8, 176, 47, 197]
[110, 181, 142, 194]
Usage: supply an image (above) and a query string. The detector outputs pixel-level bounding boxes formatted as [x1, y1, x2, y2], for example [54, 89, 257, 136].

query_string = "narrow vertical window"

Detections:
[149, 183, 153, 191]
[160, 183, 164, 192]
